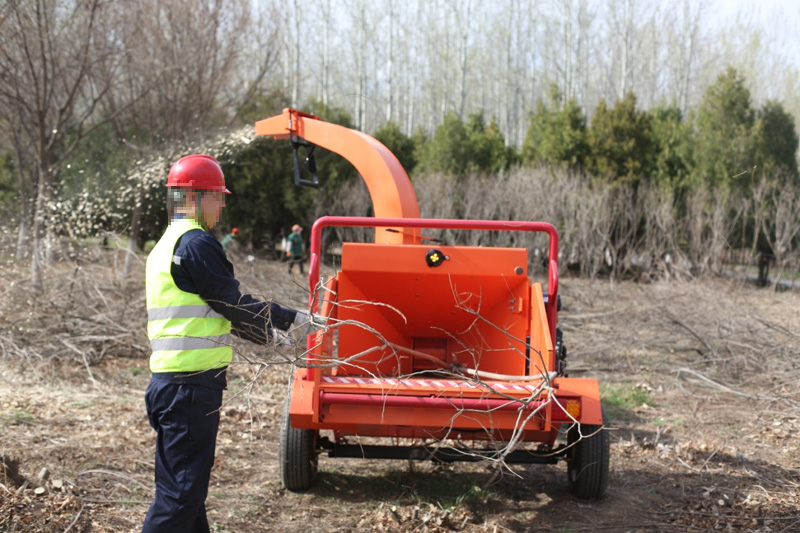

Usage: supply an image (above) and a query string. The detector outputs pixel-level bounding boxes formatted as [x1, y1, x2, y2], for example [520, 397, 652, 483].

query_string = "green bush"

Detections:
[587, 92, 653, 185]
[374, 121, 417, 176]
[522, 88, 588, 169]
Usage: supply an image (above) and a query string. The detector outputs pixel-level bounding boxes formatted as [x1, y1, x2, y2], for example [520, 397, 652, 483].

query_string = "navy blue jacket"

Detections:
[172, 228, 298, 345]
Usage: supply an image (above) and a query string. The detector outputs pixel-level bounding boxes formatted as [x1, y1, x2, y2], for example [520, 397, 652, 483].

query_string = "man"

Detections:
[143, 154, 318, 532]
[286, 223, 305, 275]
[220, 226, 238, 250]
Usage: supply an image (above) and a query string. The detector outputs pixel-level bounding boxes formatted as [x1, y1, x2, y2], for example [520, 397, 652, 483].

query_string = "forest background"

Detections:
[1, 0, 799, 288]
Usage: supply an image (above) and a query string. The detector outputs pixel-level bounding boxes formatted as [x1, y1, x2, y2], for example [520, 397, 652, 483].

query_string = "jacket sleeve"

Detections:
[174, 231, 298, 344]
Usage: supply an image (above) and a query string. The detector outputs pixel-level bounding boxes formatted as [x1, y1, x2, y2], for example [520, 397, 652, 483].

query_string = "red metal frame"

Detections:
[308, 216, 559, 350]
[319, 392, 549, 412]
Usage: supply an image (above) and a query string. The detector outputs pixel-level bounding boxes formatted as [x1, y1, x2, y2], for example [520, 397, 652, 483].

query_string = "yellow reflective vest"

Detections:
[145, 218, 233, 372]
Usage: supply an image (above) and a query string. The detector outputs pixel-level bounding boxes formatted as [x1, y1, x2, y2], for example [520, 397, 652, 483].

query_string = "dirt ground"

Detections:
[1, 246, 799, 532]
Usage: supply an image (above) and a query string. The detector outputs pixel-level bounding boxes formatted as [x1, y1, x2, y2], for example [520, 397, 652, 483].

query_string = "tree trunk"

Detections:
[123, 178, 145, 281]
[322, 0, 330, 107]
[16, 220, 28, 260]
[15, 162, 30, 260]
[457, 0, 470, 118]
[30, 159, 53, 292]
[386, 0, 394, 123]
[290, 0, 301, 108]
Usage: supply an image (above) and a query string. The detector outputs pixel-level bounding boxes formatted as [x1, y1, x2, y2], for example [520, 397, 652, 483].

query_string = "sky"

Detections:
[712, 0, 800, 56]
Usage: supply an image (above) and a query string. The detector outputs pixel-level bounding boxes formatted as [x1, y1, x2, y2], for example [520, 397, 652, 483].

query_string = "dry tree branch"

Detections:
[157, 261, 598, 477]
[671, 367, 779, 402]
[663, 307, 717, 357]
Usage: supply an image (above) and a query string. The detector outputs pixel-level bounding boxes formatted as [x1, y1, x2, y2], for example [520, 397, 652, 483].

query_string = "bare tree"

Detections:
[401, 2, 422, 135]
[454, 0, 472, 118]
[321, 0, 332, 107]
[760, 177, 800, 289]
[613, 0, 635, 100]
[0, 0, 122, 290]
[499, 0, 532, 148]
[352, 0, 370, 130]
[98, 0, 266, 279]
[6, 124, 34, 260]
[230, 2, 282, 126]
[668, 0, 705, 115]
[385, 0, 395, 123]
[289, 0, 302, 108]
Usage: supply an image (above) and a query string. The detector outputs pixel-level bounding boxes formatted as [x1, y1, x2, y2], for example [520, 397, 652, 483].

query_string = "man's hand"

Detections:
[293, 310, 328, 334]
[271, 328, 293, 348]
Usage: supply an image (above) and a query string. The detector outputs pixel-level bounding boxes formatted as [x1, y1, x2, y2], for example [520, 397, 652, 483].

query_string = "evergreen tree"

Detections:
[465, 111, 517, 173]
[691, 67, 757, 191]
[236, 88, 291, 128]
[477, 115, 518, 173]
[586, 92, 653, 185]
[650, 105, 692, 187]
[218, 136, 297, 246]
[522, 88, 588, 169]
[409, 129, 429, 179]
[0, 153, 17, 211]
[753, 99, 799, 181]
[374, 121, 417, 176]
[415, 112, 470, 176]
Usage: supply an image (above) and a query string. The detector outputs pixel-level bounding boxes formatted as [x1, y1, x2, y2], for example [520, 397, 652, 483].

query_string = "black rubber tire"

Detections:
[566, 410, 610, 499]
[279, 397, 318, 491]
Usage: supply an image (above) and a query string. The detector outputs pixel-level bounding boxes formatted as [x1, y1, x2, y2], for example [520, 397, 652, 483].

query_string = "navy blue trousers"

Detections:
[288, 255, 304, 274]
[142, 378, 223, 533]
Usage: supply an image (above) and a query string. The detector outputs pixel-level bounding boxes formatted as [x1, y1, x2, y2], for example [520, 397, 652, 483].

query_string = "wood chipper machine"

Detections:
[255, 109, 609, 499]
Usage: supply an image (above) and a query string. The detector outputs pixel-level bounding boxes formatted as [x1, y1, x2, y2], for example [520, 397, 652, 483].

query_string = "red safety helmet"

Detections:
[232, 227, 239, 235]
[167, 154, 231, 194]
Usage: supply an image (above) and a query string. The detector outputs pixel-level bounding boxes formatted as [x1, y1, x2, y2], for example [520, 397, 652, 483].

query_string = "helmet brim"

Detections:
[167, 184, 231, 194]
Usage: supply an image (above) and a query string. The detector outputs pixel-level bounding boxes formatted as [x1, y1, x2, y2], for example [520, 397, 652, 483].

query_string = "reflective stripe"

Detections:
[147, 305, 224, 321]
[150, 334, 232, 352]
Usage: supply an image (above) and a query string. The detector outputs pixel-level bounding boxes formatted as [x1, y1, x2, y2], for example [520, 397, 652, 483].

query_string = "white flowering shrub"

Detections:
[45, 127, 257, 246]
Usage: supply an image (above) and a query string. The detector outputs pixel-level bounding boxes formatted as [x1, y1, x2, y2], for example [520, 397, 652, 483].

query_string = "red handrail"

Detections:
[307, 216, 559, 347]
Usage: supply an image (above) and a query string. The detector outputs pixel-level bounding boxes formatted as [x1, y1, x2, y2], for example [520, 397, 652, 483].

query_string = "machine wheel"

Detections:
[566, 410, 609, 499]
[279, 397, 318, 491]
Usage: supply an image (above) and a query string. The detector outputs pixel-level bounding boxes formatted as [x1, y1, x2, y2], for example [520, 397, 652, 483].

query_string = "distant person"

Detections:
[220, 227, 238, 250]
[143, 154, 322, 532]
[286, 224, 305, 275]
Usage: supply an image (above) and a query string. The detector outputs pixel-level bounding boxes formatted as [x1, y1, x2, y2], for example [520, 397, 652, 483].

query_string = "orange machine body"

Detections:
[287, 227, 602, 446]
[256, 109, 602, 452]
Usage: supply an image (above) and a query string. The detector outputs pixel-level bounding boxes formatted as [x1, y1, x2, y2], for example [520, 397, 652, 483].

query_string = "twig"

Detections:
[79, 497, 151, 504]
[62, 504, 85, 533]
[672, 367, 778, 401]
[77, 469, 149, 490]
[59, 338, 98, 386]
[674, 455, 702, 473]
[652, 509, 800, 523]
[779, 519, 800, 533]
[663, 309, 716, 357]
[699, 448, 719, 470]
[754, 317, 800, 339]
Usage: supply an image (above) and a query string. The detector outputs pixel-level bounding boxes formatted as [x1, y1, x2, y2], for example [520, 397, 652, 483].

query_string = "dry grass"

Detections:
[1, 246, 799, 532]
